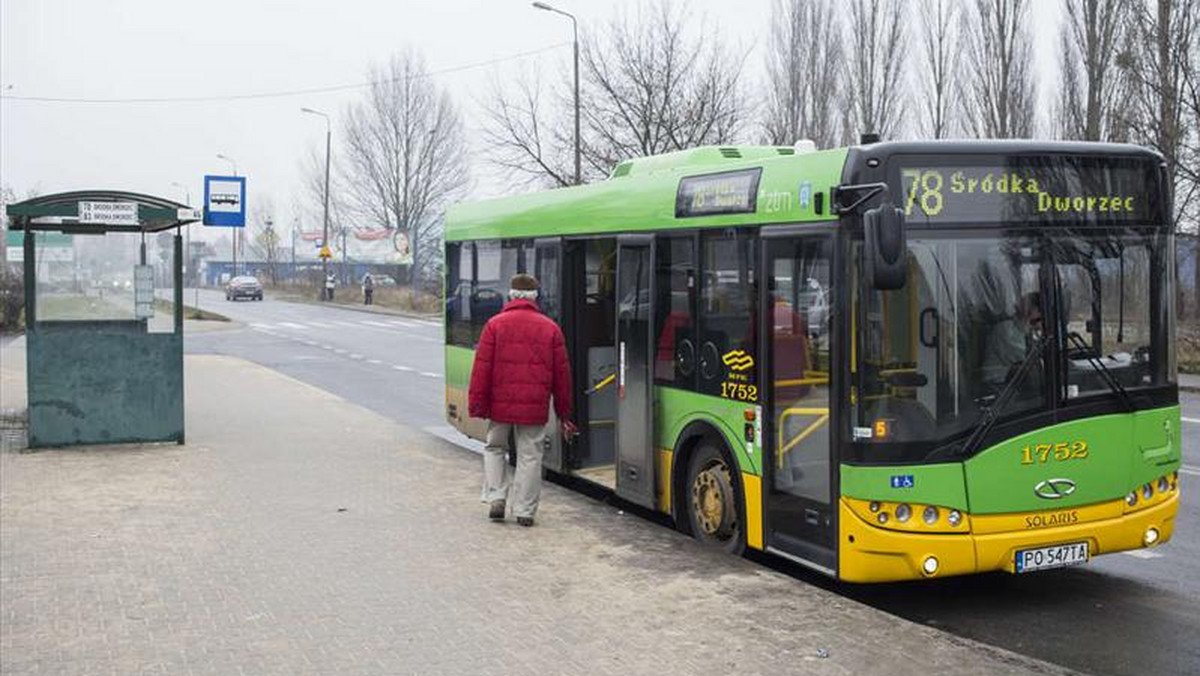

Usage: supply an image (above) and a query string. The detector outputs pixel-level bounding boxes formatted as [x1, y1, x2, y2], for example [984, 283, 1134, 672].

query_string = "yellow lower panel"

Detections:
[839, 500, 977, 582]
[743, 473, 763, 550]
[656, 449, 673, 514]
[838, 493, 1179, 583]
[975, 493, 1177, 572]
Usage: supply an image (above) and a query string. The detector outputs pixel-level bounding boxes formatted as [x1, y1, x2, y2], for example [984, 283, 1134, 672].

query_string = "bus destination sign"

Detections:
[676, 168, 762, 218]
[894, 160, 1156, 225]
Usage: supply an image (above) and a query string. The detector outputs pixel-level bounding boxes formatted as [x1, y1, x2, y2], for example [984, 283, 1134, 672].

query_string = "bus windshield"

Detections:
[849, 226, 1175, 465]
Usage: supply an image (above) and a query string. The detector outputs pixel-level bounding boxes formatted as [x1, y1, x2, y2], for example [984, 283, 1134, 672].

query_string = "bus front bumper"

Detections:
[837, 493, 1178, 583]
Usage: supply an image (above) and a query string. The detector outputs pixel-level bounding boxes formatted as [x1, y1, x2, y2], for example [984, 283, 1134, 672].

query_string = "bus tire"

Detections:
[685, 441, 745, 556]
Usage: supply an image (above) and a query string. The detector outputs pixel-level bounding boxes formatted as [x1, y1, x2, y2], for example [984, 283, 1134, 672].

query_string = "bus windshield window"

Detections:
[852, 234, 1045, 462]
[1052, 230, 1162, 397]
[851, 227, 1173, 464]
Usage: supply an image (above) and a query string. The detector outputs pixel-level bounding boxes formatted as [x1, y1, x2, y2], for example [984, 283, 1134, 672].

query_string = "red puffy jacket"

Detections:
[468, 299, 572, 425]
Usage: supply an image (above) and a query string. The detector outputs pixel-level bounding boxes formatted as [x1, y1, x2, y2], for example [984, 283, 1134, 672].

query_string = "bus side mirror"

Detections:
[864, 204, 907, 290]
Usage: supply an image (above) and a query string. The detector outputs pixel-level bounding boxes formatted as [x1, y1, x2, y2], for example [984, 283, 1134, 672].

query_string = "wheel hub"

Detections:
[691, 463, 732, 537]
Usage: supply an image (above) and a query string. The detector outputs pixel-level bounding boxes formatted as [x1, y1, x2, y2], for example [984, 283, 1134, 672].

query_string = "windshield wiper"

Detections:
[1065, 331, 1134, 411]
[958, 332, 1049, 458]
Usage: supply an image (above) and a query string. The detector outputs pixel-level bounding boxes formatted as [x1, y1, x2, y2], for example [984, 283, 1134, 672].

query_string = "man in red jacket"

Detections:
[468, 273, 576, 527]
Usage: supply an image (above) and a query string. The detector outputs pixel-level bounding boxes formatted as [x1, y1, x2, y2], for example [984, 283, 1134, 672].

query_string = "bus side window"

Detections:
[699, 230, 758, 398]
[654, 235, 696, 388]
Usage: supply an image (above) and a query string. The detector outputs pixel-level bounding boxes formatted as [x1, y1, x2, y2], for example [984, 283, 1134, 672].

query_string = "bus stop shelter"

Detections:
[6, 191, 199, 448]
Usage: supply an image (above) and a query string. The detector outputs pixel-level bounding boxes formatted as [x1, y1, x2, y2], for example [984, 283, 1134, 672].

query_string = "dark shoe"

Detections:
[489, 500, 506, 521]
[516, 516, 534, 527]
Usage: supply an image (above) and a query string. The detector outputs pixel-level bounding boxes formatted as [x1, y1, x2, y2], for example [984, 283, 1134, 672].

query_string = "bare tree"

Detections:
[961, 0, 1038, 138]
[580, 2, 749, 173]
[761, 0, 843, 148]
[916, 0, 961, 138]
[1057, 0, 1133, 141]
[479, 65, 575, 188]
[844, 0, 909, 141]
[482, 1, 749, 188]
[342, 50, 469, 284]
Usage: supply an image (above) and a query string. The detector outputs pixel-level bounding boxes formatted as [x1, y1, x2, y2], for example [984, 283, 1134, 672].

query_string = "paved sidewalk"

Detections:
[0, 350, 1076, 676]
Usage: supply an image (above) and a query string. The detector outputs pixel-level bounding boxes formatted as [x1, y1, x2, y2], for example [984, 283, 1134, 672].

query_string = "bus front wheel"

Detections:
[686, 443, 745, 555]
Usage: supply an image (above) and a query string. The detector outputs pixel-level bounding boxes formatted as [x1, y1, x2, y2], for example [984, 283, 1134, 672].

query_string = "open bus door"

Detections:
[614, 234, 657, 508]
[533, 236, 567, 473]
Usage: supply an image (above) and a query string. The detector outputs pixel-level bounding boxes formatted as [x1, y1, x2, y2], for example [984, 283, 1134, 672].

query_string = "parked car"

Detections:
[370, 274, 398, 287]
[225, 275, 263, 301]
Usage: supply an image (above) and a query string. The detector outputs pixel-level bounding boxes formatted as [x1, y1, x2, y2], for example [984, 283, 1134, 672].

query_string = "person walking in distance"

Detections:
[324, 272, 336, 302]
[362, 272, 374, 305]
[469, 273, 576, 526]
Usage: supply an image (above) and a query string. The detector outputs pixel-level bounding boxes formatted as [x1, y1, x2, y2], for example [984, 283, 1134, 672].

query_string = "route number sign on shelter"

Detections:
[203, 175, 246, 227]
[79, 201, 139, 226]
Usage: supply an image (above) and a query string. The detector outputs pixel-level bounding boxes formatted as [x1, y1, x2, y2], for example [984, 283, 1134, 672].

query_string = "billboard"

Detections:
[295, 227, 412, 265]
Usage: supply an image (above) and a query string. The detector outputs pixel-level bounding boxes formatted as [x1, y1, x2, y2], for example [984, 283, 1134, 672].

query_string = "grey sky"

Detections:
[1, 0, 1062, 240]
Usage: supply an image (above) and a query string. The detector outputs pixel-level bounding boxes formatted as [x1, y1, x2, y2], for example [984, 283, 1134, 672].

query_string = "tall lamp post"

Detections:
[532, 1, 580, 185]
[215, 153, 238, 276]
[170, 181, 200, 311]
[301, 107, 332, 300]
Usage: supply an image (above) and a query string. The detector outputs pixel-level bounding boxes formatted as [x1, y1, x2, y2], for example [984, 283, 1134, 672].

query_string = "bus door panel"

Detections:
[614, 235, 656, 508]
[763, 234, 837, 563]
[534, 237, 566, 473]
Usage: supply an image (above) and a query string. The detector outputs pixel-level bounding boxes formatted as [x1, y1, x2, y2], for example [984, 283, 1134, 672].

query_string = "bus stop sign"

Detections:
[203, 175, 246, 227]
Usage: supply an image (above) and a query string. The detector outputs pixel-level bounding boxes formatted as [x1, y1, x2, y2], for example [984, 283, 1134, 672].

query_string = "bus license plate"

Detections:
[1015, 542, 1089, 573]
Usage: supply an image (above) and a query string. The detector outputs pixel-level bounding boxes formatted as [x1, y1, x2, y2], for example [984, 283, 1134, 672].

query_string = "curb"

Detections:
[269, 293, 440, 322]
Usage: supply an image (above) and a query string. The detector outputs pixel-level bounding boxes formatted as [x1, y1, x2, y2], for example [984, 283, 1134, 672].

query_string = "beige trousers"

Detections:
[482, 421, 547, 519]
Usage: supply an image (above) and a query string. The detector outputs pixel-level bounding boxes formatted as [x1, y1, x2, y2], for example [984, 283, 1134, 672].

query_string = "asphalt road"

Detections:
[188, 290, 1200, 676]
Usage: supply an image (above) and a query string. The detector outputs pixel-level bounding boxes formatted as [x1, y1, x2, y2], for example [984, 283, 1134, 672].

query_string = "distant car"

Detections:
[370, 274, 397, 287]
[225, 275, 263, 301]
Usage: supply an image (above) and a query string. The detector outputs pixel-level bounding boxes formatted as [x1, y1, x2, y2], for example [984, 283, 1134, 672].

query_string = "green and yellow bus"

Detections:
[443, 140, 1180, 582]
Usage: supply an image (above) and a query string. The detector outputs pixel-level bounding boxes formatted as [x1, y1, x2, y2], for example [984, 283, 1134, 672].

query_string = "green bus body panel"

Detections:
[445, 148, 849, 242]
[655, 387, 761, 477]
[839, 463, 969, 511]
[447, 344, 758, 477]
[446, 345, 474, 389]
[840, 406, 1181, 514]
[963, 406, 1181, 513]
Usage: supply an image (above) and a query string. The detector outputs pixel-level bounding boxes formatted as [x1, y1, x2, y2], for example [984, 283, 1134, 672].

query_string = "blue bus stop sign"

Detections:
[203, 175, 246, 227]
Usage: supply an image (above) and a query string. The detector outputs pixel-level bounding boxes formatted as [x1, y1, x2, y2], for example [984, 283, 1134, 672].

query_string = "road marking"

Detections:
[305, 321, 337, 328]
[419, 371, 440, 378]
[1179, 465, 1200, 477]
[319, 344, 333, 350]
[278, 322, 306, 330]
[387, 320, 417, 328]
[392, 365, 413, 372]
[349, 353, 365, 360]
[367, 359, 382, 365]
[1181, 416, 1200, 425]
[302, 340, 318, 347]
[250, 323, 272, 330]
[333, 348, 348, 355]
[362, 320, 394, 328]
[1122, 550, 1163, 560]
[333, 320, 360, 327]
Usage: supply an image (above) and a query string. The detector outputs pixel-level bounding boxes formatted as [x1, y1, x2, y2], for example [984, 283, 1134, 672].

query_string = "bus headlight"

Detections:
[1158, 476, 1170, 493]
[923, 505, 939, 525]
[1126, 491, 1137, 506]
[1144, 527, 1159, 546]
[877, 512, 889, 525]
[1142, 483, 1154, 500]
[869, 501, 881, 513]
[947, 509, 962, 527]
[922, 556, 940, 575]
[895, 504, 912, 523]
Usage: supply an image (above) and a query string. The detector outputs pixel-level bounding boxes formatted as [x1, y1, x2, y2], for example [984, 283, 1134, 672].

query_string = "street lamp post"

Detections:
[532, 1, 580, 185]
[301, 107, 332, 301]
[170, 181, 200, 313]
[215, 153, 239, 276]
